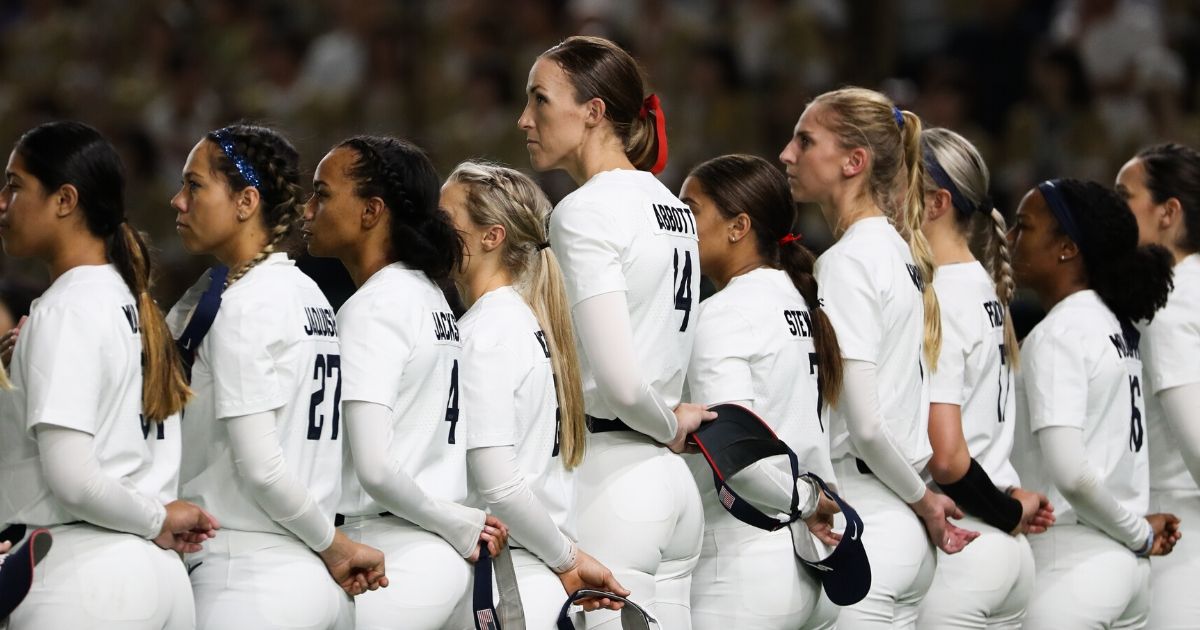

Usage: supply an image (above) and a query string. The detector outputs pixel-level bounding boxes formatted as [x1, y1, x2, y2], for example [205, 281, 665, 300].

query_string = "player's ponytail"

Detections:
[447, 161, 587, 469]
[541, 36, 668, 174]
[338, 136, 463, 281]
[686, 154, 844, 406]
[205, 124, 304, 287]
[1045, 179, 1174, 324]
[811, 88, 941, 368]
[921, 127, 1019, 368]
[15, 121, 191, 419]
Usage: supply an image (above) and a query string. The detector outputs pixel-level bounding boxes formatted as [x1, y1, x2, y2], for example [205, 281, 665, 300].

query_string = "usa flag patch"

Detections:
[718, 486, 736, 510]
[476, 609, 498, 630]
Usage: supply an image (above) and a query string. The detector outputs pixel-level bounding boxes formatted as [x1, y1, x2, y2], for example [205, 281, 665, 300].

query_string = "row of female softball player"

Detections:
[0, 119, 630, 630]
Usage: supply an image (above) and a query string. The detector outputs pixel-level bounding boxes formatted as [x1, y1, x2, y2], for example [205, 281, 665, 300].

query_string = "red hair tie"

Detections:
[639, 94, 669, 175]
[778, 233, 803, 246]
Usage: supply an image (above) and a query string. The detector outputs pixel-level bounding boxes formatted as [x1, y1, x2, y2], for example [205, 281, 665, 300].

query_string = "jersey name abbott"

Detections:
[303, 306, 339, 338]
[646, 202, 698, 238]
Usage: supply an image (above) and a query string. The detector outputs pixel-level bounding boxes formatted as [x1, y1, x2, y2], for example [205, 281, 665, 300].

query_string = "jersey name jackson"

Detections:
[432, 311, 461, 344]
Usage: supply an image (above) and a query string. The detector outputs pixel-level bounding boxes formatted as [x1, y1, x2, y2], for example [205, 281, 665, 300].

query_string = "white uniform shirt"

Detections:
[167, 254, 343, 535]
[461, 286, 575, 543]
[685, 267, 835, 528]
[815, 217, 932, 470]
[0, 265, 172, 526]
[548, 169, 700, 419]
[1139, 253, 1200, 493]
[336, 263, 467, 516]
[1012, 290, 1150, 527]
[930, 262, 1020, 489]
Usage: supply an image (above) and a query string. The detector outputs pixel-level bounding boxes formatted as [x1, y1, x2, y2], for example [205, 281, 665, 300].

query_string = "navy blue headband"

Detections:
[211, 129, 262, 189]
[892, 106, 904, 129]
[1037, 180, 1088, 258]
[922, 146, 976, 218]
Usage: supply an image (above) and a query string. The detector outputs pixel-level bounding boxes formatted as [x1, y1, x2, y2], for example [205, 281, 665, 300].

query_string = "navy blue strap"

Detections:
[473, 543, 501, 630]
[556, 589, 657, 630]
[923, 146, 975, 218]
[176, 266, 228, 378]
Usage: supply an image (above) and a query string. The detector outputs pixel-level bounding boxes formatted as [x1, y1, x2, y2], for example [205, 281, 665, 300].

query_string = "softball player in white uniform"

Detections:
[442, 161, 626, 629]
[303, 137, 505, 630]
[520, 36, 712, 629]
[679, 154, 841, 630]
[1009, 178, 1178, 629]
[169, 125, 384, 630]
[780, 87, 980, 630]
[1116, 143, 1200, 629]
[0, 121, 211, 629]
[915, 128, 1052, 630]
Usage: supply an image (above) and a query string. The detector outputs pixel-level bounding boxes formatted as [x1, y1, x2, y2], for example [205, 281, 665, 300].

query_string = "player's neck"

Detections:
[712, 251, 768, 290]
[827, 189, 884, 239]
[343, 244, 393, 288]
[462, 261, 513, 308]
[214, 228, 270, 272]
[925, 222, 975, 266]
[571, 136, 636, 185]
[1041, 277, 1088, 311]
[47, 234, 107, 282]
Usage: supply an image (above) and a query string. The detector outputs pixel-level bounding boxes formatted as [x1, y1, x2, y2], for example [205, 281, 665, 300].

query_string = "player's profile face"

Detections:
[1115, 157, 1162, 248]
[518, 58, 588, 173]
[1009, 190, 1060, 291]
[440, 180, 481, 279]
[0, 151, 58, 258]
[679, 176, 729, 279]
[171, 140, 245, 257]
[779, 105, 848, 208]
[303, 147, 361, 259]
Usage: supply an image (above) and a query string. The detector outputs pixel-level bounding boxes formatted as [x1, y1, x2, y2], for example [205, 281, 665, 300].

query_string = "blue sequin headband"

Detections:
[211, 129, 261, 189]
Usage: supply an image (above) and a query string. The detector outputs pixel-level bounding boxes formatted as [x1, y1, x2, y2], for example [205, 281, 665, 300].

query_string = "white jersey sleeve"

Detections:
[549, 200, 627, 305]
[338, 289, 414, 408]
[20, 303, 106, 434]
[1022, 323, 1088, 433]
[208, 296, 289, 420]
[816, 254, 882, 364]
[686, 302, 756, 407]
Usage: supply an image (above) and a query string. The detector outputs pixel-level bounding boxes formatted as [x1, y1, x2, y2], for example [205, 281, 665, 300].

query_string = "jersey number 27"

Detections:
[308, 354, 342, 440]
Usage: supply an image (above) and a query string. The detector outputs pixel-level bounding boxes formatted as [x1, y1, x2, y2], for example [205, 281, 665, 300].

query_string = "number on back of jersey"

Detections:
[307, 353, 342, 440]
[673, 248, 694, 332]
[445, 359, 460, 444]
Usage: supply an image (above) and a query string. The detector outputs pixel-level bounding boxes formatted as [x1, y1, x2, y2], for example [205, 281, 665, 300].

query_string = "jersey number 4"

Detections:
[445, 360, 460, 444]
[673, 248, 694, 332]
[307, 354, 342, 440]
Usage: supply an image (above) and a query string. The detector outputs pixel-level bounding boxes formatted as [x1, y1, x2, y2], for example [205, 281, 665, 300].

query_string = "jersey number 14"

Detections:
[673, 248, 694, 331]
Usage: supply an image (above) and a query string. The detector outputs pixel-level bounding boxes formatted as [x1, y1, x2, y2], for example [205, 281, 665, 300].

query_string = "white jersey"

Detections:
[461, 286, 575, 542]
[685, 268, 835, 528]
[1140, 253, 1200, 493]
[815, 217, 932, 470]
[0, 265, 172, 526]
[548, 169, 699, 419]
[1012, 289, 1149, 527]
[930, 262, 1020, 489]
[337, 262, 466, 516]
[167, 253, 343, 535]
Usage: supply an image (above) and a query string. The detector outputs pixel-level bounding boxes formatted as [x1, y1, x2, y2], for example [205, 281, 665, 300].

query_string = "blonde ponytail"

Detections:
[898, 110, 942, 369]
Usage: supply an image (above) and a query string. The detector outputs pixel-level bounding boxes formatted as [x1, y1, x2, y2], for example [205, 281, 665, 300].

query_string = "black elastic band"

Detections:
[585, 415, 635, 434]
[935, 458, 1022, 533]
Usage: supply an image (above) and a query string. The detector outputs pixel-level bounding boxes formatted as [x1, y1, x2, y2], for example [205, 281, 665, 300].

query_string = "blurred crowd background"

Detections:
[1, 0, 1198, 326]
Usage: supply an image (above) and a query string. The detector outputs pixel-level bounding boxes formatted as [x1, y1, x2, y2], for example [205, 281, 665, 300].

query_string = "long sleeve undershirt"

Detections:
[37, 425, 165, 539]
[345, 401, 485, 558]
[1039, 425, 1152, 551]
[841, 360, 927, 503]
[573, 292, 678, 444]
[225, 410, 335, 552]
[1159, 383, 1200, 489]
[467, 445, 576, 572]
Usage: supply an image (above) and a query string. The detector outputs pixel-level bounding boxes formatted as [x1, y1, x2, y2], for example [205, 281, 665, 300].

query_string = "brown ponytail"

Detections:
[109, 223, 192, 420]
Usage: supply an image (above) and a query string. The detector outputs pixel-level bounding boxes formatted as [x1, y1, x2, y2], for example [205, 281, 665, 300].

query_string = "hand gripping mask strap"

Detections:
[556, 590, 658, 630]
[176, 265, 229, 380]
[686, 403, 802, 531]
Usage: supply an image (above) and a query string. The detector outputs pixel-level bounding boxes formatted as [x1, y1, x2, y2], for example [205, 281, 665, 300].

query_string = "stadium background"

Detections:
[0, 0, 1198, 331]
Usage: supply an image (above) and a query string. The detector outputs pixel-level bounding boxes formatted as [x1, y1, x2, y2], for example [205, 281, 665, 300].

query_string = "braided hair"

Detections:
[336, 136, 462, 280]
[205, 124, 305, 286]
